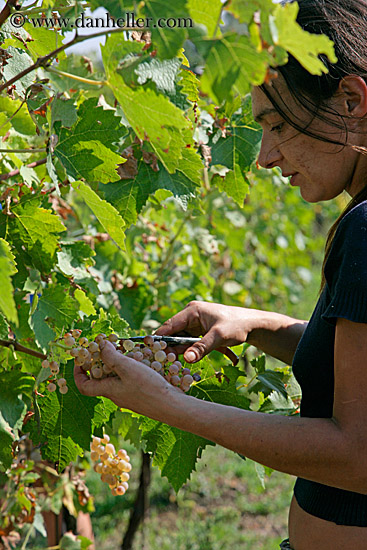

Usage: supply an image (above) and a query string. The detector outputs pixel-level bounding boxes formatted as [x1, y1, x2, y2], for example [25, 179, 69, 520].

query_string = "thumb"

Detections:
[183, 330, 219, 363]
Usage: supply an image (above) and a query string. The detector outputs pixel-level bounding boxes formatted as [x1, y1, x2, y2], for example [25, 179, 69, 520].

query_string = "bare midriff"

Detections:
[288, 495, 367, 550]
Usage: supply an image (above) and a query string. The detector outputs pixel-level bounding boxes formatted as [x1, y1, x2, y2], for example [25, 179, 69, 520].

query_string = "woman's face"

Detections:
[251, 78, 366, 203]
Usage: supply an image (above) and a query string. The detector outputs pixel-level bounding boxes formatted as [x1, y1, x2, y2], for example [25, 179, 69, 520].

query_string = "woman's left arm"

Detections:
[74, 320, 367, 494]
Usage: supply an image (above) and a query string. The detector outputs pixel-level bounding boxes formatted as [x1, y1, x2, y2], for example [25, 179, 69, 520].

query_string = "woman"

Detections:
[74, 1, 367, 548]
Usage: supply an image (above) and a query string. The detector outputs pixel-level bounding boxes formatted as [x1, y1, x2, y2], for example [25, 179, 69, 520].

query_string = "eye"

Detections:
[270, 122, 284, 134]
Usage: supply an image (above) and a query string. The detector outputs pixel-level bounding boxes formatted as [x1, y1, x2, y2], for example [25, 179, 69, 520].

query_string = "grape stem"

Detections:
[0, 339, 47, 360]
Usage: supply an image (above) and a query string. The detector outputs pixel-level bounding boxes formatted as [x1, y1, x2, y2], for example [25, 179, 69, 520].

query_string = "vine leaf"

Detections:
[29, 285, 79, 352]
[129, 359, 250, 491]
[3, 202, 66, 274]
[0, 371, 34, 470]
[0, 238, 18, 326]
[187, 0, 223, 36]
[25, 367, 117, 471]
[71, 181, 126, 250]
[273, 3, 337, 75]
[142, 0, 189, 59]
[102, 35, 191, 172]
[54, 97, 126, 183]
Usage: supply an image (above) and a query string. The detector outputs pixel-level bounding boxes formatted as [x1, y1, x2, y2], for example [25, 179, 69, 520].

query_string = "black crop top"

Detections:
[292, 200, 367, 526]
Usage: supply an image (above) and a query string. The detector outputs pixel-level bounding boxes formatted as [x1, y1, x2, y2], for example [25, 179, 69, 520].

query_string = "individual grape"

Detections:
[95, 463, 103, 474]
[59, 385, 68, 395]
[154, 350, 166, 363]
[151, 361, 162, 371]
[192, 372, 201, 382]
[143, 347, 153, 358]
[41, 359, 50, 369]
[78, 348, 90, 360]
[71, 329, 82, 338]
[182, 368, 191, 376]
[108, 333, 119, 342]
[48, 382, 56, 392]
[169, 364, 180, 375]
[118, 449, 127, 459]
[91, 351, 101, 362]
[50, 365, 60, 375]
[152, 341, 161, 352]
[102, 364, 112, 374]
[70, 348, 80, 357]
[173, 360, 182, 369]
[90, 451, 99, 462]
[120, 472, 130, 482]
[64, 335, 76, 347]
[92, 437, 101, 446]
[159, 341, 167, 350]
[116, 485, 126, 495]
[105, 443, 116, 455]
[75, 356, 86, 367]
[142, 359, 151, 366]
[101, 434, 110, 444]
[182, 374, 194, 385]
[133, 351, 144, 362]
[49, 360, 59, 370]
[170, 375, 180, 386]
[95, 333, 106, 345]
[79, 337, 89, 347]
[143, 335, 154, 347]
[57, 378, 67, 387]
[88, 341, 99, 353]
[91, 366, 103, 379]
[166, 352, 176, 363]
[122, 339, 135, 351]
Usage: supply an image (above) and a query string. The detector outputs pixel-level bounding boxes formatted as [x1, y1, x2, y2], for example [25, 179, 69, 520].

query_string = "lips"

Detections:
[282, 172, 299, 185]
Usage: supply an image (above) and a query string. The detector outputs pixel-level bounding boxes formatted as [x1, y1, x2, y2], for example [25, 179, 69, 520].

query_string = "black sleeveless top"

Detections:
[292, 200, 367, 526]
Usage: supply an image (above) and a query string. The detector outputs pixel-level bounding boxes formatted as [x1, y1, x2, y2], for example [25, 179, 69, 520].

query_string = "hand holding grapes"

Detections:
[74, 338, 187, 416]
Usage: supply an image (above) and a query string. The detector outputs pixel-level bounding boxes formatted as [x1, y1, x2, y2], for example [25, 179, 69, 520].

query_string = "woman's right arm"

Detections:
[155, 301, 308, 366]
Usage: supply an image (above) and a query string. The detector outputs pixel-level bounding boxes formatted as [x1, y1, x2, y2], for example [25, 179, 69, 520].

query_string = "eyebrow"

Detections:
[253, 107, 279, 122]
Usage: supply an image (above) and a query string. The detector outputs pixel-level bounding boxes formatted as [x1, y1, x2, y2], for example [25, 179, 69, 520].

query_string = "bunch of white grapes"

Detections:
[42, 330, 200, 394]
[73, 332, 200, 393]
[90, 434, 131, 496]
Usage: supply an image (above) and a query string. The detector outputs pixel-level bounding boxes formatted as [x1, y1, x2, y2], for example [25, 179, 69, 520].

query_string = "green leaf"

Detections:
[1, 46, 34, 96]
[54, 98, 126, 183]
[117, 280, 154, 329]
[139, 416, 214, 492]
[23, 23, 67, 60]
[0, 313, 9, 338]
[25, 367, 116, 471]
[199, 33, 270, 103]
[229, 0, 274, 24]
[212, 163, 249, 206]
[0, 238, 18, 325]
[187, 0, 222, 36]
[272, 2, 337, 75]
[72, 181, 126, 250]
[112, 409, 143, 449]
[74, 288, 96, 317]
[0, 97, 35, 135]
[0, 371, 34, 469]
[135, 57, 182, 94]
[250, 370, 288, 399]
[102, 35, 191, 172]
[29, 285, 79, 351]
[6, 202, 66, 274]
[142, 0, 189, 59]
[51, 97, 78, 129]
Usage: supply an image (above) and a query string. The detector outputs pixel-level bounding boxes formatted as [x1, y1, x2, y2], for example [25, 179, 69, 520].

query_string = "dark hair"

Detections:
[259, 0, 367, 293]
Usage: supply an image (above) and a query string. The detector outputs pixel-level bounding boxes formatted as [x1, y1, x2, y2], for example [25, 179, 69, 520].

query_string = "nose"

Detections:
[257, 134, 283, 170]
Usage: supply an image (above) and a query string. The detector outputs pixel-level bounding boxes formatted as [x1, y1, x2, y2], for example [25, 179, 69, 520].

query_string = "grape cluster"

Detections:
[90, 434, 131, 496]
[74, 332, 200, 393]
[42, 330, 200, 395]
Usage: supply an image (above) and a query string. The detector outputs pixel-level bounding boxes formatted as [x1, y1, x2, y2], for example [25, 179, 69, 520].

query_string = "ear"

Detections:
[338, 76, 367, 119]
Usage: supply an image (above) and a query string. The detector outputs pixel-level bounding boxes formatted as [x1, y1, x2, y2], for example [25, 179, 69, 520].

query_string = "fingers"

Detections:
[73, 363, 113, 397]
[155, 302, 200, 337]
[99, 339, 137, 377]
[183, 329, 219, 363]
